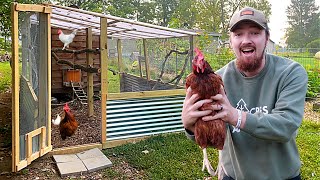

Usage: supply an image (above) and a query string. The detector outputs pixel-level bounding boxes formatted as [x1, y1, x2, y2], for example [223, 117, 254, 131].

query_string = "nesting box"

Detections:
[63, 69, 82, 86]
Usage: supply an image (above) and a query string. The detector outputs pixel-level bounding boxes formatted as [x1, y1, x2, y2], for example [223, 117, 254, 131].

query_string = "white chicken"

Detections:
[52, 114, 61, 125]
[57, 29, 77, 50]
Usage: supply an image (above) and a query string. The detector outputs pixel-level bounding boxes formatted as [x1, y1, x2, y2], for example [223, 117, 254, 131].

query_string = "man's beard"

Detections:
[236, 48, 266, 73]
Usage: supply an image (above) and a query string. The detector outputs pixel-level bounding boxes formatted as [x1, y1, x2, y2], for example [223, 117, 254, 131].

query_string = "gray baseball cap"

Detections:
[229, 7, 267, 31]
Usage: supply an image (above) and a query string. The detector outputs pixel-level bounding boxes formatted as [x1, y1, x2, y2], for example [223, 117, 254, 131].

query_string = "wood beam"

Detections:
[100, 17, 108, 146]
[11, 2, 19, 172]
[86, 27, 94, 116]
[143, 39, 150, 80]
[108, 89, 185, 100]
[15, 4, 52, 13]
[189, 35, 194, 71]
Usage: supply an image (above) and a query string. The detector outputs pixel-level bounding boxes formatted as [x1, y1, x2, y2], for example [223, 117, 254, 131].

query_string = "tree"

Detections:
[0, 0, 14, 51]
[168, 0, 271, 38]
[285, 0, 320, 48]
[154, 0, 179, 27]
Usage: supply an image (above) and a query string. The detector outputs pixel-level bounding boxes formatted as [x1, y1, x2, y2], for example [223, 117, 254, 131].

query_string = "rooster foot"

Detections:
[202, 148, 217, 176]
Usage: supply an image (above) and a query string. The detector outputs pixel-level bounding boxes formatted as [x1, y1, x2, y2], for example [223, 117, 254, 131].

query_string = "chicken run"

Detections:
[11, 3, 199, 172]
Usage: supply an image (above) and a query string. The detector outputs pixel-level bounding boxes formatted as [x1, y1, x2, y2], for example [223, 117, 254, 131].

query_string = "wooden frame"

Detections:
[11, 3, 52, 172]
[108, 89, 185, 100]
[11, 2, 19, 172]
[86, 27, 94, 116]
[100, 17, 108, 147]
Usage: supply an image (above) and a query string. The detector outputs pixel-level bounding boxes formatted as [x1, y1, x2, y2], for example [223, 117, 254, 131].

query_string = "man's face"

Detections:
[230, 21, 269, 73]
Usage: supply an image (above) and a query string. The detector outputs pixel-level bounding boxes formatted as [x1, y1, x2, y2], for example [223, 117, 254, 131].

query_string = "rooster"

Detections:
[185, 48, 226, 176]
[57, 29, 77, 50]
[59, 103, 78, 140]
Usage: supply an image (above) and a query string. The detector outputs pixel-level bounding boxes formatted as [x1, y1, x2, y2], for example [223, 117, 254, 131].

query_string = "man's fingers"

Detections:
[220, 85, 226, 97]
[193, 99, 212, 110]
[202, 111, 225, 121]
[192, 110, 212, 118]
[185, 87, 192, 99]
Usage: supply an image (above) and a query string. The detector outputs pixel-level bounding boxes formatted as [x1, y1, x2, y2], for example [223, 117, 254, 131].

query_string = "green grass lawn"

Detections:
[0, 62, 12, 92]
[103, 120, 320, 179]
[108, 65, 120, 93]
[292, 57, 320, 70]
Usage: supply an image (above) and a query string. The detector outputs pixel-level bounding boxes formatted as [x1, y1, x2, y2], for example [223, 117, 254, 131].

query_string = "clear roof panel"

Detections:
[49, 4, 197, 40]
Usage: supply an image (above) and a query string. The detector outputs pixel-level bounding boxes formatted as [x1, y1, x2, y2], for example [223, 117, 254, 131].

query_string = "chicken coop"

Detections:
[11, 3, 198, 172]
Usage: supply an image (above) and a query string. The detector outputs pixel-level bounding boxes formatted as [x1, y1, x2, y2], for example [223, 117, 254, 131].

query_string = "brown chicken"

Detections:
[185, 48, 226, 176]
[59, 103, 78, 140]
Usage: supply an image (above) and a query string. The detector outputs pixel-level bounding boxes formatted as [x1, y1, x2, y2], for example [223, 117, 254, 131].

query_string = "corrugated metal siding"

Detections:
[106, 95, 185, 141]
[120, 73, 183, 92]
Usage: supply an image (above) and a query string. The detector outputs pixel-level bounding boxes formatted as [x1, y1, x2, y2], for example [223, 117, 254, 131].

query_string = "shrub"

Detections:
[306, 39, 320, 54]
[306, 68, 320, 98]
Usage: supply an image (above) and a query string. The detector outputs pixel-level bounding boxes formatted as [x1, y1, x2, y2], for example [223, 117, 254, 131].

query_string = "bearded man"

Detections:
[182, 7, 307, 180]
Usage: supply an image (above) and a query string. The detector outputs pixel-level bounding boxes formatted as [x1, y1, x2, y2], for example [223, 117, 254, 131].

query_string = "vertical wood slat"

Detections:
[100, 17, 108, 145]
[117, 40, 124, 92]
[143, 39, 150, 80]
[189, 35, 194, 71]
[86, 27, 94, 116]
[11, 2, 19, 172]
[117, 39, 123, 73]
[47, 9, 52, 151]
[39, 13, 47, 131]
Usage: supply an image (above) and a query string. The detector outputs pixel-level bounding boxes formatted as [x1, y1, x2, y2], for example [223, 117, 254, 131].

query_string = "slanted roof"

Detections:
[48, 4, 198, 40]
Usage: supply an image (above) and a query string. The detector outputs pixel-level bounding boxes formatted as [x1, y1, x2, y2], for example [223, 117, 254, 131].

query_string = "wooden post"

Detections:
[11, 2, 19, 172]
[117, 39, 125, 92]
[189, 35, 194, 71]
[143, 39, 150, 80]
[100, 18, 108, 147]
[86, 27, 94, 116]
[117, 39, 123, 73]
[46, 12, 52, 151]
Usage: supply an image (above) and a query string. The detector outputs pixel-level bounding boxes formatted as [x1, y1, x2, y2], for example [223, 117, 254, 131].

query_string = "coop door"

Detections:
[11, 3, 52, 172]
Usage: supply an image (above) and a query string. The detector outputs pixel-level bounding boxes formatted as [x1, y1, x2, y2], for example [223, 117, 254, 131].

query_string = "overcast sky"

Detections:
[268, 0, 320, 46]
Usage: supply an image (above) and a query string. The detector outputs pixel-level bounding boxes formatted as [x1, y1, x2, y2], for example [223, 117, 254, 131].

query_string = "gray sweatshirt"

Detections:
[186, 54, 308, 179]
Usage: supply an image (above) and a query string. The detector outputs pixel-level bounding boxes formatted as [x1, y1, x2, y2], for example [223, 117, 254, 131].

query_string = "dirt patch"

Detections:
[51, 100, 102, 148]
[0, 92, 12, 177]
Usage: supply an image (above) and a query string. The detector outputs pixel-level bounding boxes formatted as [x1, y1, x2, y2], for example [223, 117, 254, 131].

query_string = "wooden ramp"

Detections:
[71, 82, 88, 105]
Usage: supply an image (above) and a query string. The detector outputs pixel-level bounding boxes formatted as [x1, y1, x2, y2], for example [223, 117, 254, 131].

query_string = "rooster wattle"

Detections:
[185, 48, 226, 176]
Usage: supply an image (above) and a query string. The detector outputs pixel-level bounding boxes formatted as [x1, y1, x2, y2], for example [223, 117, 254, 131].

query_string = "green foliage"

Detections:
[285, 0, 320, 48]
[205, 47, 235, 70]
[103, 120, 320, 179]
[0, 62, 12, 92]
[107, 64, 120, 93]
[297, 120, 320, 178]
[306, 39, 320, 54]
[306, 68, 320, 98]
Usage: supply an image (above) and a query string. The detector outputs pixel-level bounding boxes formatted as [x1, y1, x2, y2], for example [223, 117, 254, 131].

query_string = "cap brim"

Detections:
[230, 19, 266, 32]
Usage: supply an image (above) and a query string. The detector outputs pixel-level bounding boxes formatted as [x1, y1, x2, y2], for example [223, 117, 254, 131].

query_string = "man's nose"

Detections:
[241, 34, 252, 45]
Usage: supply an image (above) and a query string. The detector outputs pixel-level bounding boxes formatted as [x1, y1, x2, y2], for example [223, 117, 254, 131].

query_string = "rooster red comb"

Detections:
[194, 48, 204, 60]
[63, 103, 70, 112]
